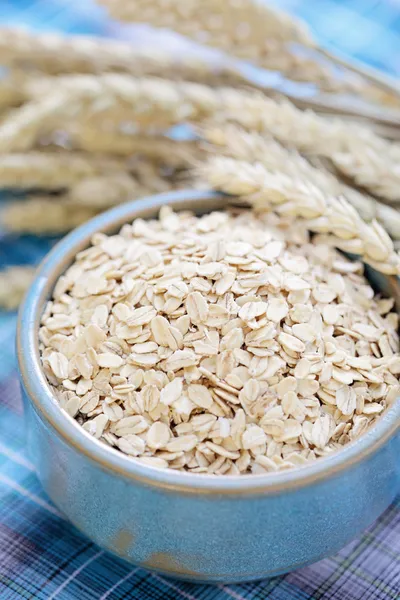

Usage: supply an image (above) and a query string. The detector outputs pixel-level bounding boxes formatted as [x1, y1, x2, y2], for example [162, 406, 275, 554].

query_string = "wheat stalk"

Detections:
[199, 155, 400, 274]
[201, 124, 400, 239]
[0, 152, 123, 189]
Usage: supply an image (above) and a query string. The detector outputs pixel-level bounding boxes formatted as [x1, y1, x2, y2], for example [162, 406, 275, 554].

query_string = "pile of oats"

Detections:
[39, 206, 400, 475]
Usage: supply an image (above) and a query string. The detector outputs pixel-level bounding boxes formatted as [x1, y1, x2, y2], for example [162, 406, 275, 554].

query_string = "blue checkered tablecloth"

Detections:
[0, 1, 399, 598]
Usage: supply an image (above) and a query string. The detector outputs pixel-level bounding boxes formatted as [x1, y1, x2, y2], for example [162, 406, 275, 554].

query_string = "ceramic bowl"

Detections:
[17, 190, 400, 583]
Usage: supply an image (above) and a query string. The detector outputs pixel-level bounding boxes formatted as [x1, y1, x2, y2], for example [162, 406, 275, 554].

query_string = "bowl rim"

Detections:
[17, 189, 400, 495]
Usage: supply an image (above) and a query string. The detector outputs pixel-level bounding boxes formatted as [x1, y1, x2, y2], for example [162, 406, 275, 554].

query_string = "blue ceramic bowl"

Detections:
[17, 190, 400, 583]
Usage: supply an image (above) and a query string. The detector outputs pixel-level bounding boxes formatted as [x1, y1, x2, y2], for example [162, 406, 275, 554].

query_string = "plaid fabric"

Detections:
[0, 1, 400, 598]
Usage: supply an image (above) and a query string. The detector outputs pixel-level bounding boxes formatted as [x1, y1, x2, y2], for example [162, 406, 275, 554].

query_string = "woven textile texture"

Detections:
[0, 1, 399, 598]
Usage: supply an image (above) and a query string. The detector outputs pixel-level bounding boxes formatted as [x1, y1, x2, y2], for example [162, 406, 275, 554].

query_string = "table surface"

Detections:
[0, 1, 399, 599]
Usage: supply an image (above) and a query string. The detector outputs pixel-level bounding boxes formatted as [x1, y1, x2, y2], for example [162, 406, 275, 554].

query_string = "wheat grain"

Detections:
[199, 155, 400, 274]
[342, 190, 400, 241]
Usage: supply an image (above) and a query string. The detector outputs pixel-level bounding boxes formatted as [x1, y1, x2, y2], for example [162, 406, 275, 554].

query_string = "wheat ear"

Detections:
[0, 27, 251, 88]
[1, 174, 140, 233]
[1, 166, 186, 234]
[70, 159, 189, 209]
[67, 173, 141, 209]
[97, 0, 313, 47]
[0, 196, 98, 234]
[72, 127, 202, 165]
[0, 152, 123, 189]
[0, 266, 36, 310]
[0, 78, 27, 113]
[199, 155, 399, 274]
[0, 92, 78, 152]
[201, 125, 400, 239]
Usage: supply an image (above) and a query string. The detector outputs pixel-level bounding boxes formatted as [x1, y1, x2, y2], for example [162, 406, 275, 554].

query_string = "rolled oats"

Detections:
[40, 207, 400, 475]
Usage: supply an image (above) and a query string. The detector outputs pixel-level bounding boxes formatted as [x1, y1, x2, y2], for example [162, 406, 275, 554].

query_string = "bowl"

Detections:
[17, 190, 400, 583]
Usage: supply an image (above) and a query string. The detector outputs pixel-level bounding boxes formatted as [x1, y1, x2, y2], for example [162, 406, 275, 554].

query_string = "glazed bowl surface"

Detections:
[17, 190, 400, 583]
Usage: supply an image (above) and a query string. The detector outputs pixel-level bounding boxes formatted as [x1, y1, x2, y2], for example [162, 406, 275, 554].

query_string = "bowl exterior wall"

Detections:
[17, 191, 400, 583]
[22, 385, 400, 583]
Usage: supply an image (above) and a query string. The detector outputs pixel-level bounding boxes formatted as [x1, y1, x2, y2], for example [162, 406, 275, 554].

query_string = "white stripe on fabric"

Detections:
[47, 549, 104, 599]
[0, 473, 63, 518]
[0, 442, 36, 471]
[99, 568, 140, 600]
[219, 585, 248, 600]
[153, 574, 199, 600]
